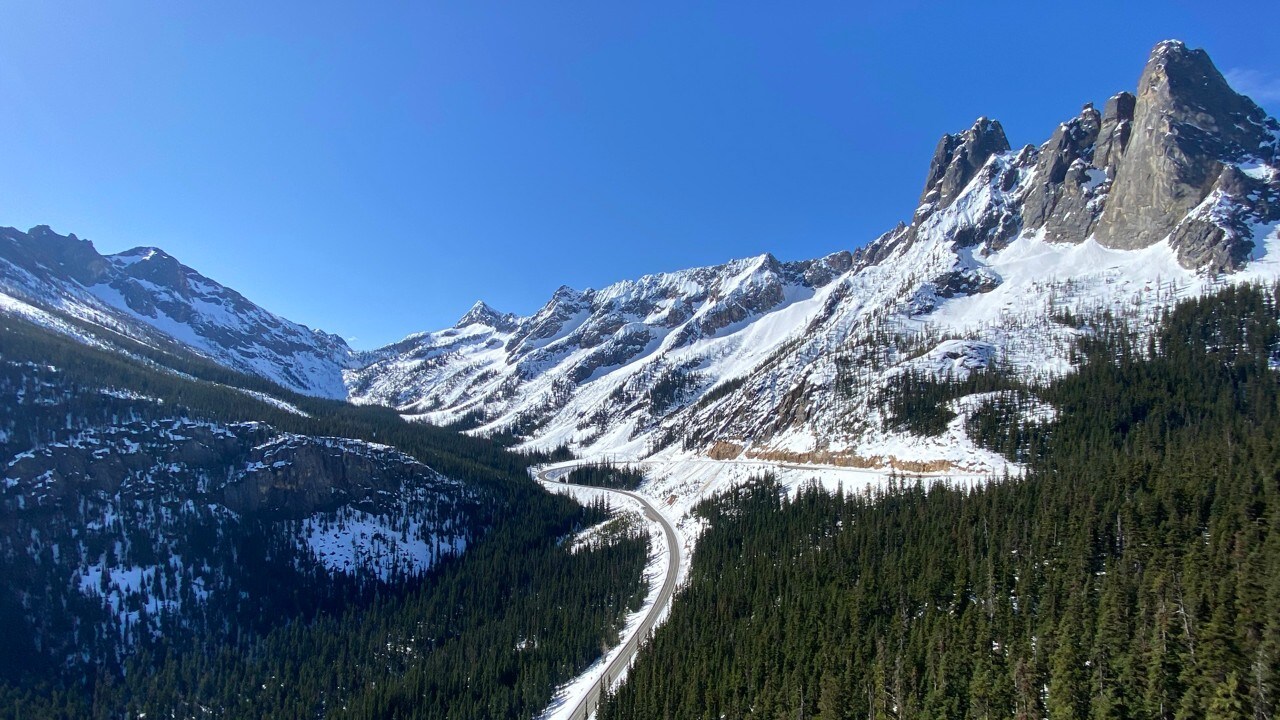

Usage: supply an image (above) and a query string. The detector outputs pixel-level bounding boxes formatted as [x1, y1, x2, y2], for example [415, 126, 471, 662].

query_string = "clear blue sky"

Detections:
[3, 2, 1279, 349]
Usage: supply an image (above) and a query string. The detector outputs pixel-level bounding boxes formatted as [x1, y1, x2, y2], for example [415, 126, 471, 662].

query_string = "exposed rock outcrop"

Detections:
[220, 436, 453, 517]
[1094, 41, 1279, 269]
[1021, 105, 1107, 243]
[918, 117, 1011, 214]
[1093, 92, 1136, 175]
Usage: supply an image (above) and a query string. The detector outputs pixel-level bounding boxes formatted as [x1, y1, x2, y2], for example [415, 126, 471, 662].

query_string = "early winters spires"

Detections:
[1093, 40, 1279, 269]
[917, 117, 1011, 213]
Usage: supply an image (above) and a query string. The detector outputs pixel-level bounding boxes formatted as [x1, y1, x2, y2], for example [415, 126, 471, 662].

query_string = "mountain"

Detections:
[3, 41, 1277, 475]
[347, 40, 1280, 471]
[0, 308, 647, 718]
[0, 225, 356, 398]
[345, 250, 853, 438]
[599, 283, 1280, 720]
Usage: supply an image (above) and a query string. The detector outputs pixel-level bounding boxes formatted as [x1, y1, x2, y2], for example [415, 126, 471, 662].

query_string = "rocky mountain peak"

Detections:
[111, 246, 191, 294]
[1093, 92, 1136, 174]
[551, 284, 585, 303]
[1021, 104, 1109, 243]
[455, 300, 518, 331]
[1, 225, 111, 285]
[1094, 41, 1279, 266]
[918, 117, 1010, 213]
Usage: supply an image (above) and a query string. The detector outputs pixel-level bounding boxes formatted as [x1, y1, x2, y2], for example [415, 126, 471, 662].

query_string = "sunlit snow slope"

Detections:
[349, 41, 1280, 474]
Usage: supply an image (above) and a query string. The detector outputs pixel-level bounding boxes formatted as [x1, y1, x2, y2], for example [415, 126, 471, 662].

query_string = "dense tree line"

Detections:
[602, 283, 1280, 719]
[0, 315, 650, 719]
[566, 462, 648, 491]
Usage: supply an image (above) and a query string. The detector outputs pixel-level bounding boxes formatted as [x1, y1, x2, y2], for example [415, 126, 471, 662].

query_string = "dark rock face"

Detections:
[1093, 92, 1136, 174]
[852, 223, 911, 271]
[918, 118, 1011, 212]
[0, 225, 111, 286]
[800, 250, 854, 287]
[2, 420, 454, 520]
[219, 436, 452, 518]
[1168, 166, 1279, 273]
[933, 268, 1000, 298]
[1094, 41, 1279, 267]
[1021, 105, 1108, 243]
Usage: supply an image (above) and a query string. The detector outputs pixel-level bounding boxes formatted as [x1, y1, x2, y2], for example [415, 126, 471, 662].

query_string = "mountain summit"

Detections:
[456, 300, 518, 331]
[2, 41, 1278, 468]
[344, 40, 1280, 466]
[1093, 40, 1279, 268]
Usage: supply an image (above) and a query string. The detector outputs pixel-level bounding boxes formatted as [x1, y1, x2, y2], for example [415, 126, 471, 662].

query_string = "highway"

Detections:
[537, 466, 683, 720]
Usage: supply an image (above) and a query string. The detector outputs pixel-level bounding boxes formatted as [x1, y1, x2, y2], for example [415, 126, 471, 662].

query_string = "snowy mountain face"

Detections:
[344, 251, 853, 439]
[4, 41, 1277, 474]
[0, 226, 356, 398]
[351, 41, 1280, 470]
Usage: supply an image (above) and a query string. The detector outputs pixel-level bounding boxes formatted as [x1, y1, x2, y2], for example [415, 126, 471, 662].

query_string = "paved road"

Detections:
[537, 466, 683, 720]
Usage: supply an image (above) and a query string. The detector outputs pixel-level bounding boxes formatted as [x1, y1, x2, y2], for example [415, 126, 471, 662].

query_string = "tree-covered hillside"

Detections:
[0, 314, 650, 719]
[602, 284, 1280, 720]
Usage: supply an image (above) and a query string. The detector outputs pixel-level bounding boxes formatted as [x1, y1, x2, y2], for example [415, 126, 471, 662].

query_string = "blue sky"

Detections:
[3, 2, 1279, 348]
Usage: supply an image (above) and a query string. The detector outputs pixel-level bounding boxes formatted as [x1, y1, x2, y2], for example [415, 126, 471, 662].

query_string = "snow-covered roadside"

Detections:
[633, 455, 1003, 549]
[536, 480, 673, 720]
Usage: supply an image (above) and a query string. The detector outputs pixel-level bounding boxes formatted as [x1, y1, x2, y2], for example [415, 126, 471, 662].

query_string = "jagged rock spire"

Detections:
[1094, 40, 1278, 264]
[1093, 92, 1136, 175]
[456, 300, 517, 331]
[918, 117, 1010, 212]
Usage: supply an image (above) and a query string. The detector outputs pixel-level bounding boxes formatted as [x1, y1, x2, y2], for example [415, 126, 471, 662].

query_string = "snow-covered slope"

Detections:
[0, 225, 356, 398]
[345, 251, 852, 442]
[353, 41, 1280, 472]
[6, 41, 1276, 475]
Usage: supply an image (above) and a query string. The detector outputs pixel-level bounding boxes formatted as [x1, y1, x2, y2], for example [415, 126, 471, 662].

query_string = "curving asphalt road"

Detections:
[537, 466, 683, 720]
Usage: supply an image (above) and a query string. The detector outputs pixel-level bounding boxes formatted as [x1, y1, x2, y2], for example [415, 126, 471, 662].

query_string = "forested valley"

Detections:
[0, 314, 649, 719]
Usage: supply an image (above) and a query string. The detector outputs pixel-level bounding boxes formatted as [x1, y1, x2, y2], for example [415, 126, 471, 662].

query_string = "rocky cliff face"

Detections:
[1094, 41, 1280, 270]
[219, 434, 462, 517]
[918, 118, 1011, 212]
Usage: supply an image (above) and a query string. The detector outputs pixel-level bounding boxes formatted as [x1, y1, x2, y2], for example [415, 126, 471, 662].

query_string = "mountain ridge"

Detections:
[0, 224, 358, 398]
[4, 40, 1279, 471]
[345, 40, 1280, 468]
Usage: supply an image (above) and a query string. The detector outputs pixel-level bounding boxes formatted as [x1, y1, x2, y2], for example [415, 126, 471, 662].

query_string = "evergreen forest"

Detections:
[601, 284, 1280, 720]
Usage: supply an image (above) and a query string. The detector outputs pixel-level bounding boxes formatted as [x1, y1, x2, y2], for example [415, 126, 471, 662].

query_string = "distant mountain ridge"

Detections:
[0, 224, 356, 397]
[4, 40, 1278, 470]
